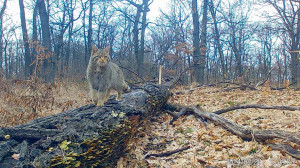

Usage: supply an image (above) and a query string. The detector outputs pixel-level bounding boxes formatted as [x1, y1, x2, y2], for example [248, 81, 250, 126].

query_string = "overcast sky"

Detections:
[4, 0, 170, 26]
[2, 0, 275, 38]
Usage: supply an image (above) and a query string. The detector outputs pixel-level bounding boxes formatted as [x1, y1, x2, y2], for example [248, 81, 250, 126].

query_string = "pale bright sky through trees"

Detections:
[3, 0, 275, 36]
[4, 0, 170, 35]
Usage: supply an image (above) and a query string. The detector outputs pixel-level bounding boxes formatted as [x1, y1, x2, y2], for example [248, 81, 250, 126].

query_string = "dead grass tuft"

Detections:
[0, 77, 90, 127]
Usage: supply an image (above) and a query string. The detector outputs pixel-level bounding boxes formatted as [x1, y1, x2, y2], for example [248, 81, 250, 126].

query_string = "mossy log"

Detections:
[0, 84, 172, 168]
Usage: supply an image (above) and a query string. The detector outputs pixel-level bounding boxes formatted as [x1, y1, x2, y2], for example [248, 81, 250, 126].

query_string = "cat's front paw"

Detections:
[92, 100, 97, 105]
[96, 101, 104, 106]
[116, 93, 122, 101]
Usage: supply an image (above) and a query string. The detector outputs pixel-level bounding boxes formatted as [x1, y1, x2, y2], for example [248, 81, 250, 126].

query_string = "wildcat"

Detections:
[86, 46, 130, 106]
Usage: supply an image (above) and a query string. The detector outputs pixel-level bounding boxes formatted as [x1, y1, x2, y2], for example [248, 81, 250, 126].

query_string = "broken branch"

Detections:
[187, 106, 300, 159]
[145, 146, 190, 159]
[213, 104, 300, 115]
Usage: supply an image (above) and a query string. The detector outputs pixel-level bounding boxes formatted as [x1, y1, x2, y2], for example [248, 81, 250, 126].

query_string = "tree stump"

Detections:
[0, 84, 171, 168]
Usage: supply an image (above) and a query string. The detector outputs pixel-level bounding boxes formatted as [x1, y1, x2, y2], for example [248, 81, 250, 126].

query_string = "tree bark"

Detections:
[293, 0, 300, 84]
[192, 0, 201, 83]
[231, 27, 243, 78]
[19, 0, 33, 77]
[81, 0, 88, 67]
[133, 4, 142, 78]
[0, 0, 8, 71]
[138, 0, 149, 77]
[0, 84, 172, 168]
[32, 2, 38, 77]
[290, 43, 298, 84]
[199, 0, 208, 84]
[87, 0, 93, 59]
[37, 0, 54, 83]
[209, 0, 226, 79]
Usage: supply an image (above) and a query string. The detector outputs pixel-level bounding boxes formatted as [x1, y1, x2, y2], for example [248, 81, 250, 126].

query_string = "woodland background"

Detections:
[0, 0, 300, 167]
[0, 0, 299, 85]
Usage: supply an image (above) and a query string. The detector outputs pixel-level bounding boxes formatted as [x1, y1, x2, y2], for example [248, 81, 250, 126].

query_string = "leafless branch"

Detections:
[213, 104, 300, 115]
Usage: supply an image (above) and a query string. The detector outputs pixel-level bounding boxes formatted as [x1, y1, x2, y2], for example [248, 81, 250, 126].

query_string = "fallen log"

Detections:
[0, 84, 172, 168]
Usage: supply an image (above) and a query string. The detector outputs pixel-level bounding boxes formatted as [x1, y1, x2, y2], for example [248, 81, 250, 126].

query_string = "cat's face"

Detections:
[91, 46, 110, 67]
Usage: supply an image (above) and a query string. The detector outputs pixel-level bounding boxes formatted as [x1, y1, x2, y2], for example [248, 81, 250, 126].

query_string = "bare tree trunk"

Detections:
[81, 0, 88, 67]
[192, 0, 201, 83]
[37, 0, 54, 83]
[231, 27, 242, 78]
[290, 43, 299, 84]
[199, 0, 208, 84]
[4, 39, 8, 76]
[133, 5, 142, 77]
[293, 2, 300, 84]
[209, 0, 225, 79]
[65, 19, 73, 76]
[0, 0, 7, 71]
[19, 0, 32, 77]
[54, 3, 66, 77]
[267, 0, 299, 84]
[138, 0, 149, 77]
[87, 0, 93, 59]
[32, 2, 38, 76]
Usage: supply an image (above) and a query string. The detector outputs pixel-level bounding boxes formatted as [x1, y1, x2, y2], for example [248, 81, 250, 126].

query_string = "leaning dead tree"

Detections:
[0, 83, 172, 168]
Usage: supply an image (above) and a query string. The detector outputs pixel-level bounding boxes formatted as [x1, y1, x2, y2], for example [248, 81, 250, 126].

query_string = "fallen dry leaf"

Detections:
[11, 154, 19, 160]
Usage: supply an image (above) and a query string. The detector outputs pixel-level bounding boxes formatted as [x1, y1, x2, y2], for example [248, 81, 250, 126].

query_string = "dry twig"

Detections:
[145, 146, 190, 159]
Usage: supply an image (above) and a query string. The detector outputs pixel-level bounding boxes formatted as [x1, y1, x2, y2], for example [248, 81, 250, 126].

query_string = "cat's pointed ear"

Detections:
[104, 46, 110, 54]
[91, 46, 98, 55]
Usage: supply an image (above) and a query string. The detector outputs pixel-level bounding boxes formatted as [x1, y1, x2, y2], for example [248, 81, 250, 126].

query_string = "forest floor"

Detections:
[0, 79, 299, 167]
[118, 84, 300, 168]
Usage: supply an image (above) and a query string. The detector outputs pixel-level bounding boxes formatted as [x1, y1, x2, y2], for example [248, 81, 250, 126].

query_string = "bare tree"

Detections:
[199, 0, 208, 84]
[266, 0, 299, 84]
[87, 0, 93, 59]
[209, 0, 226, 79]
[37, 0, 54, 83]
[32, 2, 38, 67]
[148, 0, 191, 83]
[0, 0, 7, 71]
[192, 0, 201, 83]
[19, 0, 33, 77]
[80, 0, 89, 66]
[220, 0, 251, 79]
[117, 0, 151, 78]
[138, 0, 149, 77]
[125, 0, 143, 77]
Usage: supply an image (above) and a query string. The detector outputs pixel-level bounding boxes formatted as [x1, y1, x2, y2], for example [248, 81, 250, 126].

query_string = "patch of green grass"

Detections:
[204, 140, 211, 146]
[175, 127, 193, 135]
[249, 148, 257, 154]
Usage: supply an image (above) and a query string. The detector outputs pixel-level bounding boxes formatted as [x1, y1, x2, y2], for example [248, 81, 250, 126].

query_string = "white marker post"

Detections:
[158, 65, 162, 84]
